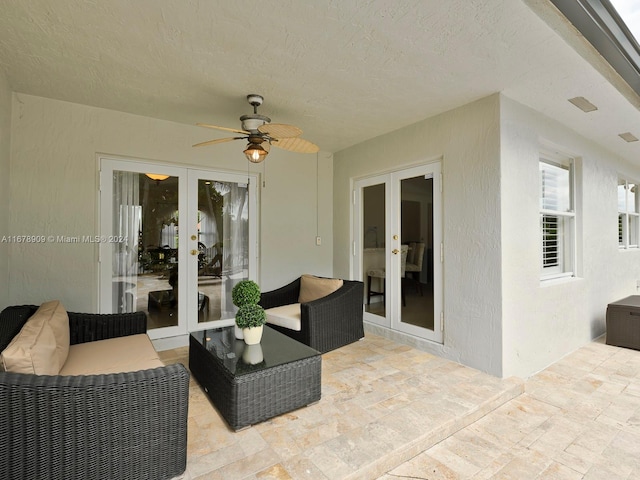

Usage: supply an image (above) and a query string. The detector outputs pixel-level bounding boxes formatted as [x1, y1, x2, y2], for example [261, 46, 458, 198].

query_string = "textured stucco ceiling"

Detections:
[0, 0, 639, 161]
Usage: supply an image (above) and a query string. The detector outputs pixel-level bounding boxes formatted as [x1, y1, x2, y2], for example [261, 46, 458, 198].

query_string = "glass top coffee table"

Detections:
[189, 325, 321, 430]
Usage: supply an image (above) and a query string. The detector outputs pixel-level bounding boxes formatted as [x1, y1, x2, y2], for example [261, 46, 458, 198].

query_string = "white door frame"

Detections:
[186, 168, 258, 333]
[353, 161, 443, 343]
[99, 156, 258, 340]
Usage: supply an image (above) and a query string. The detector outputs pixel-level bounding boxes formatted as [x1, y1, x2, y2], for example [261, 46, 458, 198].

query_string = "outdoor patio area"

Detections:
[159, 332, 640, 479]
[160, 332, 523, 479]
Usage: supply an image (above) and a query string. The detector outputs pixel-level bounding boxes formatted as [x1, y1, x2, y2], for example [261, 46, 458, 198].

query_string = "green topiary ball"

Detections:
[232, 280, 261, 307]
[235, 304, 267, 329]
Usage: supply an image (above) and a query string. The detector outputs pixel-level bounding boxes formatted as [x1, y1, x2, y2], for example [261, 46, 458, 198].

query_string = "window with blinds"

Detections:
[618, 178, 639, 249]
[539, 157, 575, 279]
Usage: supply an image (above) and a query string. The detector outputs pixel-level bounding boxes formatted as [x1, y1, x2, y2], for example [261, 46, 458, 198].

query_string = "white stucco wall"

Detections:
[8, 94, 333, 311]
[500, 96, 640, 378]
[0, 71, 11, 309]
[334, 95, 504, 376]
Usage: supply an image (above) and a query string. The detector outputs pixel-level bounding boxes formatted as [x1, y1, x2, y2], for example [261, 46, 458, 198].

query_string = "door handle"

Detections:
[392, 249, 400, 254]
[190, 249, 198, 256]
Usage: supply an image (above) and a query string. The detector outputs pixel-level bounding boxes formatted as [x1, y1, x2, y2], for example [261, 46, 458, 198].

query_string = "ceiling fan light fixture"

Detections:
[244, 143, 268, 163]
[194, 94, 319, 160]
[145, 173, 170, 181]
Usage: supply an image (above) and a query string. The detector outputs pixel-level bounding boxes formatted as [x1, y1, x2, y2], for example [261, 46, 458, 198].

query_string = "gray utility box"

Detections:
[606, 295, 640, 350]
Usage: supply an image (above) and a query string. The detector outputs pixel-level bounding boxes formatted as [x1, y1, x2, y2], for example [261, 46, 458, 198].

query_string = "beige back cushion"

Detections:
[1, 304, 61, 375]
[42, 300, 70, 368]
[298, 274, 343, 303]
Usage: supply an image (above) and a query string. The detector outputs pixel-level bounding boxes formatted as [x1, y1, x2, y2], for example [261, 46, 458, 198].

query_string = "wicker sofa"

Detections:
[0, 304, 189, 480]
[259, 275, 365, 353]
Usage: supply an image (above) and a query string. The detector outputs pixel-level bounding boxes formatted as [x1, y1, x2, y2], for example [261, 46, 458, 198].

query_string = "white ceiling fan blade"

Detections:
[193, 137, 243, 147]
[196, 123, 249, 135]
[272, 137, 320, 153]
[258, 123, 302, 138]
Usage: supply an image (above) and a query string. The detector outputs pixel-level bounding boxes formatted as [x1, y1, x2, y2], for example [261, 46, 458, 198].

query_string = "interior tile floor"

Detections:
[366, 281, 435, 330]
[159, 334, 640, 480]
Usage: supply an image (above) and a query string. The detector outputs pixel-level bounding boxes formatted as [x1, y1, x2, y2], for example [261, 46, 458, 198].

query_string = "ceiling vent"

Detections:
[568, 97, 598, 112]
[619, 132, 639, 142]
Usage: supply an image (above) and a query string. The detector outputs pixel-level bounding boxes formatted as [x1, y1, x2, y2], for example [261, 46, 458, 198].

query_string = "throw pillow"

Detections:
[1, 303, 60, 375]
[298, 274, 343, 303]
[42, 300, 70, 368]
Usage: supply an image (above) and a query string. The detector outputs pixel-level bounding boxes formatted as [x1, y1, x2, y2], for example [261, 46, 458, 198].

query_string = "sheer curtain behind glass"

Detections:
[222, 182, 249, 318]
[112, 171, 141, 313]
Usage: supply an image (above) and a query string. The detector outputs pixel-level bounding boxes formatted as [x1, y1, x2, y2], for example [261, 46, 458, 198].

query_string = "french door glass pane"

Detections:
[112, 172, 180, 330]
[197, 178, 249, 323]
[363, 183, 386, 318]
[400, 175, 434, 331]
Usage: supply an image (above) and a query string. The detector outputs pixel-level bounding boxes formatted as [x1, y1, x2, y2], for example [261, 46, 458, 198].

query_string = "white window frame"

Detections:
[540, 153, 576, 281]
[618, 178, 640, 249]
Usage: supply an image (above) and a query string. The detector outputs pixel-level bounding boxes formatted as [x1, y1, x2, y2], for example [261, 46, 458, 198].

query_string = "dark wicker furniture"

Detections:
[259, 277, 365, 353]
[189, 325, 321, 431]
[0, 305, 189, 480]
[606, 295, 640, 350]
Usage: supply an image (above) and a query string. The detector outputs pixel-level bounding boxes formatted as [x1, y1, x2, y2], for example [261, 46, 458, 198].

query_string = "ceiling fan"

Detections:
[193, 94, 319, 163]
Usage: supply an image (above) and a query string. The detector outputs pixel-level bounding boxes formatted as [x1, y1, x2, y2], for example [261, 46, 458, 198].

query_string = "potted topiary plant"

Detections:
[231, 280, 262, 340]
[232, 280, 261, 307]
[235, 303, 267, 345]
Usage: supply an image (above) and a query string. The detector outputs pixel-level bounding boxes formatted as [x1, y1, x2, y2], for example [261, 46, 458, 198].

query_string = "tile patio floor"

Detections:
[159, 334, 640, 479]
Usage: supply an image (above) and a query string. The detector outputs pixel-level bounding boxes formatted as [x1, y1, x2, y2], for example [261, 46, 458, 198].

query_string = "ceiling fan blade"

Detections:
[258, 123, 302, 138]
[272, 137, 320, 154]
[196, 123, 249, 135]
[192, 137, 243, 147]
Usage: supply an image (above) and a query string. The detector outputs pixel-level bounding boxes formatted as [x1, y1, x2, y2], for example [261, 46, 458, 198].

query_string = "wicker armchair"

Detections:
[259, 277, 364, 353]
[0, 305, 189, 480]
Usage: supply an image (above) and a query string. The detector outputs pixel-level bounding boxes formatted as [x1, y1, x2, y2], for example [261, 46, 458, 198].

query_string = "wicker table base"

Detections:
[606, 295, 640, 350]
[189, 326, 321, 431]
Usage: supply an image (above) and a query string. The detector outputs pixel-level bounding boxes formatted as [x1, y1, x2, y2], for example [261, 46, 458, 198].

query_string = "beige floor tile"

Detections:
[279, 455, 331, 480]
[163, 333, 640, 479]
[382, 339, 640, 480]
[537, 461, 583, 479]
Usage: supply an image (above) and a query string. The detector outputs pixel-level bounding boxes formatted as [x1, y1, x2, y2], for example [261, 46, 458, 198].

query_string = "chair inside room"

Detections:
[405, 242, 425, 296]
[367, 244, 408, 307]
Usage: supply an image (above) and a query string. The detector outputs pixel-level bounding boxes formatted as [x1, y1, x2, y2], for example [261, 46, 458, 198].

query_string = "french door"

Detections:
[354, 162, 443, 343]
[99, 157, 257, 340]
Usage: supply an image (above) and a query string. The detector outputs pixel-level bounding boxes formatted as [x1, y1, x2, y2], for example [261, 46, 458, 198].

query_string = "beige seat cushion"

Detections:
[59, 334, 163, 376]
[265, 303, 302, 331]
[298, 274, 343, 303]
[2, 305, 60, 375]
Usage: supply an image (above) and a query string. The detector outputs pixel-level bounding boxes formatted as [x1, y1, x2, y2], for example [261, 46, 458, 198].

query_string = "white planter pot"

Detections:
[242, 325, 264, 345]
[234, 324, 244, 340]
